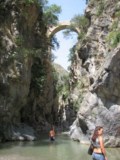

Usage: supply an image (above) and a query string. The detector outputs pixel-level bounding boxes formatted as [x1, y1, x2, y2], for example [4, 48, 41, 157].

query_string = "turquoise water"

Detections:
[0, 135, 119, 160]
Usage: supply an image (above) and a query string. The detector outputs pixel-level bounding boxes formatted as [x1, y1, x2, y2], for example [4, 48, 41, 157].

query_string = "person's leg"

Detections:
[50, 137, 55, 141]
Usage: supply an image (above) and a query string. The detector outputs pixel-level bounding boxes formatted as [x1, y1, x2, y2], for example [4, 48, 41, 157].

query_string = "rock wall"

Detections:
[0, 0, 58, 141]
[69, 0, 120, 147]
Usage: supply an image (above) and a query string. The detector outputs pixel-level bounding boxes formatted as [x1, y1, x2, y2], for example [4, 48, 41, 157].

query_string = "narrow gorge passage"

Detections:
[0, 1, 120, 159]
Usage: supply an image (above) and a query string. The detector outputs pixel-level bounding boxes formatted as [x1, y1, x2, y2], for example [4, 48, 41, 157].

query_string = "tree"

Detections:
[70, 14, 89, 31]
[63, 14, 89, 41]
[43, 4, 61, 26]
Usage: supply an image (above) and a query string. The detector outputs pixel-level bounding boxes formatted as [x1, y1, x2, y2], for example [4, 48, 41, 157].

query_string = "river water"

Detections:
[0, 135, 119, 160]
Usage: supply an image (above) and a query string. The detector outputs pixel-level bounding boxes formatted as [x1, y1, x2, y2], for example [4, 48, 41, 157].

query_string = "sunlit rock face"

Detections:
[69, 0, 120, 147]
[77, 47, 120, 147]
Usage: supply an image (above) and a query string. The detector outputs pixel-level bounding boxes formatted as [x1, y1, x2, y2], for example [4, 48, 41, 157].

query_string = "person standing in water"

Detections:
[91, 126, 108, 160]
[49, 126, 55, 141]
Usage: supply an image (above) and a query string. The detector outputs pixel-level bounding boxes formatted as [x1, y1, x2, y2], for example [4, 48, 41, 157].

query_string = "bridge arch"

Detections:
[47, 21, 80, 39]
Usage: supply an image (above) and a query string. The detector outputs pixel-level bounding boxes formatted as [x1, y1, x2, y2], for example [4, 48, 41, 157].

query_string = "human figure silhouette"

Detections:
[49, 126, 55, 141]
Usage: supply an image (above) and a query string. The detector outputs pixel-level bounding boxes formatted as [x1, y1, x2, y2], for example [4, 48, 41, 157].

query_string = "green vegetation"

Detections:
[43, 3, 61, 26]
[52, 65, 69, 98]
[115, 11, 120, 18]
[89, 0, 104, 16]
[111, 21, 119, 30]
[68, 45, 76, 63]
[56, 79, 69, 100]
[106, 31, 120, 48]
[41, 1, 61, 50]
[96, 0, 104, 16]
[18, 0, 61, 27]
[89, 0, 94, 5]
[106, 10, 120, 48]
[11, 45, 47, 60]
[30, 58, 47, 96]
[50, 36, 60, 51]
[73, 94, 83, 111]
[16, 48, 35, 58]
[71, 14, 89, 31]
[15, 35, 24, 47]
[18, 0, 38, 5]
[24, 0, 37, 4]
[14, 0, 61, 56]
[63, 14, 89, 43]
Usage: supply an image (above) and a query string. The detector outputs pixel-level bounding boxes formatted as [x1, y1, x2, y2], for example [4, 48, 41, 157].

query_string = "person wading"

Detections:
[49, 126, 55, 141]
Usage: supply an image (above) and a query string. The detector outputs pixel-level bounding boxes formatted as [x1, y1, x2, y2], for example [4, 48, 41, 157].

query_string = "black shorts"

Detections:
[50, 137, 55, 141]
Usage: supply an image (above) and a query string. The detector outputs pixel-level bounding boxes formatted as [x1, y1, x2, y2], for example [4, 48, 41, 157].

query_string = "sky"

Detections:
[48, 0, 86, 70]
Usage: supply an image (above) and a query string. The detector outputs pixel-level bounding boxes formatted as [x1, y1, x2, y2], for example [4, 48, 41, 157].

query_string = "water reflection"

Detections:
[0, 135, 119, 160]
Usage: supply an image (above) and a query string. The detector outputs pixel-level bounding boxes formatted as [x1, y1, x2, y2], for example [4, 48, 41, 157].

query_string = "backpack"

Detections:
[88, 143, 94, 155]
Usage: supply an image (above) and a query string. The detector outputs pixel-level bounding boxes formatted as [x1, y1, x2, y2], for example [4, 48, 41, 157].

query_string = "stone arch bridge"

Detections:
[47, 21, 80, 38]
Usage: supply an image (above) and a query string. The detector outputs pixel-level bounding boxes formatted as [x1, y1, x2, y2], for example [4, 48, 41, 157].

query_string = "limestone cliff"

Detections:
[0, 0, 58, 141]
[69, 0, 120, 147]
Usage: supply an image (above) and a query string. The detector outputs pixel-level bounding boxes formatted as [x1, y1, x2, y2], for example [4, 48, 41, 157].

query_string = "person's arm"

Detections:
[99, 136, 108, 160]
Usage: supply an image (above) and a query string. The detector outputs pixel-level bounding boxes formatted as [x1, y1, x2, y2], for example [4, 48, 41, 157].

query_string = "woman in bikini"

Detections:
[92, 126, 108, 160]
